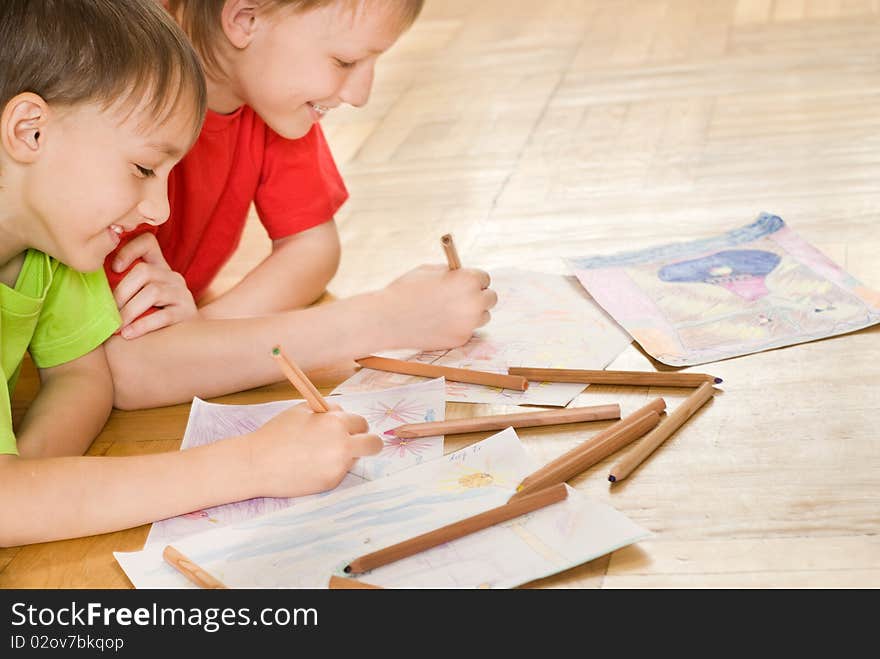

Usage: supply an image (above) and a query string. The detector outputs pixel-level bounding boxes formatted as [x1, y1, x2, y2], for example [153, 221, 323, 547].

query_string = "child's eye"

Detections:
[334, 58, 356, 69]
[134, 164, 156, 178]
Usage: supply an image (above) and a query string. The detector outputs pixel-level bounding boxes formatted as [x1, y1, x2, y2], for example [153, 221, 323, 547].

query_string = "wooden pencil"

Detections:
[271, 345, 330, 413]
[508, 399, 665, 501]
[344, 483, 568, 575]
[608, 381, 716, 483]
[441, 233, 461, 270]
[356, 355, 529, 391]
[388, 404, 621, 439]
[163, 545, 228, 589]
[508, 366, 722, 388]
[328, 575, 384, 589]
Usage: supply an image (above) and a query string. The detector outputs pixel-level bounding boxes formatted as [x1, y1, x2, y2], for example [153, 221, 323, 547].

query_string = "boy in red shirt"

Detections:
[104, 0, 497, 409]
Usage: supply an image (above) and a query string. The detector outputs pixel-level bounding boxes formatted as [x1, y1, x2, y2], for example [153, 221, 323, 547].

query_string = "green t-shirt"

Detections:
[1, 249, 121, 455]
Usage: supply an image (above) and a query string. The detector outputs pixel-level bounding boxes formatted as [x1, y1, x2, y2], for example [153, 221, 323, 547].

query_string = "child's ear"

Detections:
[1, 93, 49, 164]
[221, 0, 260, 49]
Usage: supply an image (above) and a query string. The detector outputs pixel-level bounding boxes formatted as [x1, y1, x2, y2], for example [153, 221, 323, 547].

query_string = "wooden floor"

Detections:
[3, 0, 879, 588]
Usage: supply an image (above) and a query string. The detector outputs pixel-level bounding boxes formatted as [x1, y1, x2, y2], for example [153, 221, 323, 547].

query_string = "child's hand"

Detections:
[111, 233, 199, 339]
[248, 402, 383, 497]
[379, 264, 498, 350]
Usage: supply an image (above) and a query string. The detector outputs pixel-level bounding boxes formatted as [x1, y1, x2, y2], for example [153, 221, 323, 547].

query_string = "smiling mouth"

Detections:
[309, 102, 330, 116]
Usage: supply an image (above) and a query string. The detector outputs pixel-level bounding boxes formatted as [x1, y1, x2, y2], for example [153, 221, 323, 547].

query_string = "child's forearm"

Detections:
[16, 350, 114, 459]
[105, 290, 393, 410]
[200, 221, 341, 318]
[0, 436, 256, 547]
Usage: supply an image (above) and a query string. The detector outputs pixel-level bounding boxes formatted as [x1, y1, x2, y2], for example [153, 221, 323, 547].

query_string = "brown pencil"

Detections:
[508, 367, 722, 388]
[441, 233, 461, 270]
[508, 398, 666, 501]
[271, 345, 330, 413]
[387, 404, 620, 439]
[163, 545, 228, 589]
[344, 483, 568, 575]
[328, 575, 385, 589]
[356, 355, 529, 391]
[608, 381, 716, 483]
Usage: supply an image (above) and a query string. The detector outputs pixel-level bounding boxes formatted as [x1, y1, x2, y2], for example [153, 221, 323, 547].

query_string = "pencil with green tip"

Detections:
[271, 345, 330, 413]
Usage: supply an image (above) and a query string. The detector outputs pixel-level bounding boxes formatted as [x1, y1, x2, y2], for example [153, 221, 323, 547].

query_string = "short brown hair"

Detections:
[1, 0, 207, 132]
[168, 0, 425, 74]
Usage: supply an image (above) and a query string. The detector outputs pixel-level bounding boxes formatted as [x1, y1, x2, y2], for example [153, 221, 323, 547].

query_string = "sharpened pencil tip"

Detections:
[271, 346, 280, 355]
[383, 429, 397, 437]
[714, 377, 723, 384]
[343, 565, 352, 574]
[608, 475, 616, 483]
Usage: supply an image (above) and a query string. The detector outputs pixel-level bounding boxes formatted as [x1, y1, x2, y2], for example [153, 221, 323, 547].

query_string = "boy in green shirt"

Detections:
[0, 0, 381, 547]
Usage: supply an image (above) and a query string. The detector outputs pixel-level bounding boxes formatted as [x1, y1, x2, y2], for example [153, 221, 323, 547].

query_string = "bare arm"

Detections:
[106, 265, 497, 410]
[15, 347, 114, 458]
[0, 403, 381, 548]
[200, 220, 342, 318]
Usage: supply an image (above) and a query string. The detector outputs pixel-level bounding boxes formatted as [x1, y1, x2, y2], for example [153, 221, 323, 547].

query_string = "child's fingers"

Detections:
[482, 288, 498, 310]
[348, 433, 384, 457]
[119, 308, 178, 340]
[118, 283, 162, 327]
[332, 411, 369, 435]
[111, 232, 166, 272]
[113, 262, 152, 309]
[460, 268, 491, 290]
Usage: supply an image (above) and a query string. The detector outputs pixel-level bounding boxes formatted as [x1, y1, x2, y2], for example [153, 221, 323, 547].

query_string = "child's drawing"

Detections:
[568, 213, 880, 366]
[332, 268, 632, 407]
[144, 378, 446, 546]
[116, 428, 648, 589]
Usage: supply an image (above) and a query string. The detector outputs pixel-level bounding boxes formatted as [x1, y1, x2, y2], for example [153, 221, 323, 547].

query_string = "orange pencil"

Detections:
[271, 345, 330, 412]
[441, 233, 461, 270]
[328, 575, 384, 589]
[387, 404, 620, 439]
[608, 381, 716, 483]
[163, 545, 228, 589]
[356, 355, 528, 391]
[508, 398, 666, 501]
[344, 483, 567, 575]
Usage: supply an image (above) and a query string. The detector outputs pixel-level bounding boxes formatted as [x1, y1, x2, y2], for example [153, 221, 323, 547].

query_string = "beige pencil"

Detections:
[509, 367, 722, 388]
[608, 381, 717, 483]
[441, 233, 461, 270]
[356, 355, 529, 391]
[344, 483, 567, 575]
[271, 345, 330, 413]
[163, 545, 228, 589]
[508, 398, 666, 501]
[387, 404, 620, 439]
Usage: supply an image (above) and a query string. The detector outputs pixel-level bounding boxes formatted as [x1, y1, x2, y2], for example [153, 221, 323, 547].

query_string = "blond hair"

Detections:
[168, 0, 424, 74]
[1, 0, 207, 132]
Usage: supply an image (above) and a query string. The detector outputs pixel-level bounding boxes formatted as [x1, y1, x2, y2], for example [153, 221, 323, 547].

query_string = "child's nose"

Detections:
[339, 64, 375, 108]
[138, 180, 170, 227]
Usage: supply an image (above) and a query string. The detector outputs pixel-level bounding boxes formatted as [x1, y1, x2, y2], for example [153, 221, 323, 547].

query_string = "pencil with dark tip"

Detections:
[508, 398, 666, 501]
[343, 483, 568, 575]
[508, 367, 722, 388]
[271, 344, 330, 412]
[608, 381, 716, 483]
[441, 233, 461, 270]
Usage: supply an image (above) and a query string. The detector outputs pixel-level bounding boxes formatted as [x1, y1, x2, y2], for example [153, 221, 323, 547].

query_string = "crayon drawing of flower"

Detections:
[381, 435, 436, 459]
[363, 398, 425, 427]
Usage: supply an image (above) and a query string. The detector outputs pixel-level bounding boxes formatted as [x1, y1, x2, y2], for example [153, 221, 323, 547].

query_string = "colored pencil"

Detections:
[508, 398, 666, 501]
[328, 575, 384, 589]
[163, 545, 228, 589]
[356, 355, 529, 391]
[387, 404, 621, 439]
[608, 381, 716, 483]
[508, 367, 722, 388]
[344, 483, 568, 575]
[441, 233, 461, 270]
[271, 345, 330, 412]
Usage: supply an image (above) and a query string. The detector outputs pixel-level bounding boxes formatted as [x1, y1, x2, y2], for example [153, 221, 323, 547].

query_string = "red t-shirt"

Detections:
[105, 105, 348, 301]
